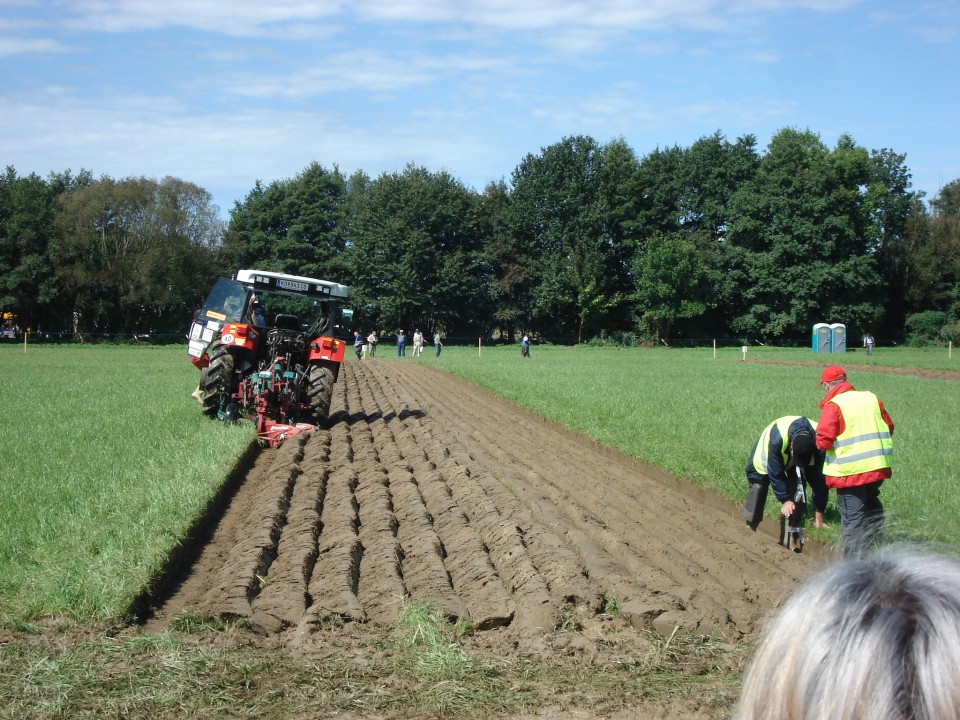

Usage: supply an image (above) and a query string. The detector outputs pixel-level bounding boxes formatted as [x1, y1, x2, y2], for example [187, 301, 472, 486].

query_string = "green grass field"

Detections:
[0, 345, 253, 623]
[1, 342, 958, 625]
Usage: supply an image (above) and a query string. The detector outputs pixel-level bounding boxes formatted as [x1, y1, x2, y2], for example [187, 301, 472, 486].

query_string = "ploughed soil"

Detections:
[756, 357, 960, 382]
[146, 360, 830, 719]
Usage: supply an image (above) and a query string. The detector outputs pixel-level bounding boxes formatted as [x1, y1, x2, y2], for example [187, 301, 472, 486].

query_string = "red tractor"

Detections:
[187, 269, 352, 445]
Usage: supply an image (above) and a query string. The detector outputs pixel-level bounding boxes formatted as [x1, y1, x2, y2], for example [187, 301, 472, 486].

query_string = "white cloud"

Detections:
[221, 49, 436, 98]
[357, 0, 721, 31]
[31, 0, 869, 40]
[521, 82, 801, 152]
[57, 0, 347, 36]
[355, 0, 866, 32]
[745, 50, 781, 63]
[217, 45, 524, 100]
[0, 86, 512, 210]
[0, 36, 70, 57]
[866, 1, 959, 44]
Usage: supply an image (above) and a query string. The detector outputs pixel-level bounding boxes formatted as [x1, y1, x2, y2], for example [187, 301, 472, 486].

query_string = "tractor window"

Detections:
[257, 295, 334, 334]
[333, 307, 354, 338]
[257, 296, 306, 328]
[200, 278, 247, 323]
[306, 300, 334, 336]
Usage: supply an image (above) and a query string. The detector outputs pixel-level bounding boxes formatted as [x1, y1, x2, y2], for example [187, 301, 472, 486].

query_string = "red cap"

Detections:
[818, 365, 846, 385]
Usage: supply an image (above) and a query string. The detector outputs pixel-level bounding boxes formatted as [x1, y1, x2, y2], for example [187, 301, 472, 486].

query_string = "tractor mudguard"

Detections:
[307, 335, 346, 364]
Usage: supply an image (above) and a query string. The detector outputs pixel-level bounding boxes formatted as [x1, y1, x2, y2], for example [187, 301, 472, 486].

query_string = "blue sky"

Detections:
[2, 0, 957, 217]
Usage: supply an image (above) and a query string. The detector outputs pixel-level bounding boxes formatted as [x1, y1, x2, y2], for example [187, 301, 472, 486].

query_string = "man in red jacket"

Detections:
[815, 365, 894, 557]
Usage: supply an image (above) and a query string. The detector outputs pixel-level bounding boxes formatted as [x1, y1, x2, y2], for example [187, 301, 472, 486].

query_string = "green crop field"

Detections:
[1, 342, 958, 625]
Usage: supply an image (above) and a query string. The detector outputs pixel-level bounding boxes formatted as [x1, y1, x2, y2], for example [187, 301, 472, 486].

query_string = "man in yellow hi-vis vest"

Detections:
[816, 365, 894, 557]
[741, 416, 828, 533]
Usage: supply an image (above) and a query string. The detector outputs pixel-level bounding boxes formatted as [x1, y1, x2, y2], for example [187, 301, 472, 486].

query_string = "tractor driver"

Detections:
[249, 295, 267, 326]
[741, 416, 829, 532]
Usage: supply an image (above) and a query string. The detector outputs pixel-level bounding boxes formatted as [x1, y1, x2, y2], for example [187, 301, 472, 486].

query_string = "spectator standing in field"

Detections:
[741, 416, 828, 532]
[734, 548, 960, 720]
[366, 330, 378, 358]
[434, 332, 443, 357]
[396, 329, 406, 357]
[862, 332, 875, 355]
[412, 329, 423, 357]
[353, 330, 363, 360]
[816, 365, 894, 557]
[521, 334, 531, 358]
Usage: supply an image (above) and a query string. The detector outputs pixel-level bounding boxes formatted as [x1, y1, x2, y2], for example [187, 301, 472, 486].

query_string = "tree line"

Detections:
[2, 128, 958, 345]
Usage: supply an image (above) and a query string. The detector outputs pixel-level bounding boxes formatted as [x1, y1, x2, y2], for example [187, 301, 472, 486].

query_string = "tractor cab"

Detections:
[187, 278, 250, 365]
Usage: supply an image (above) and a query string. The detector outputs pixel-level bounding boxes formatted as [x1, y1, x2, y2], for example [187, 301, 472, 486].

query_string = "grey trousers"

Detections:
[837, 481, 884, 557]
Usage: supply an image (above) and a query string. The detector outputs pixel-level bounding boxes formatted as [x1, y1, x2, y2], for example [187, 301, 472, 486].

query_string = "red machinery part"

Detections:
[259, 420, 317, 447]
[308, 336, 346, 363]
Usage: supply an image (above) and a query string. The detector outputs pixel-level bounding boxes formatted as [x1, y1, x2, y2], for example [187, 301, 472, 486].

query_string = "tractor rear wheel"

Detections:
[306, 364, 335, 421]
[200, 340, 236, 416]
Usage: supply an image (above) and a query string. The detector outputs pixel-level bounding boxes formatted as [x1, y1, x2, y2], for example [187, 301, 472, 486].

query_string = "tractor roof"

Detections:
[235, 269, 349, 301]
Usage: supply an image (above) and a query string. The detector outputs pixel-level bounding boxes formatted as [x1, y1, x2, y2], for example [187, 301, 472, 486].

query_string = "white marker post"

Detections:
[741, 345, 748, 362]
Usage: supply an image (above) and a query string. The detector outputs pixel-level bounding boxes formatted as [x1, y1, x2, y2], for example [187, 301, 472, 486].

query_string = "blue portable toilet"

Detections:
[812, 323, 831, 352]
[830, 323, 846, 353]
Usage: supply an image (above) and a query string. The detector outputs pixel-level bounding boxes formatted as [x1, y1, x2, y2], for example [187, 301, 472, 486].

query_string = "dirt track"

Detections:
[149, 360, 823, 648]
